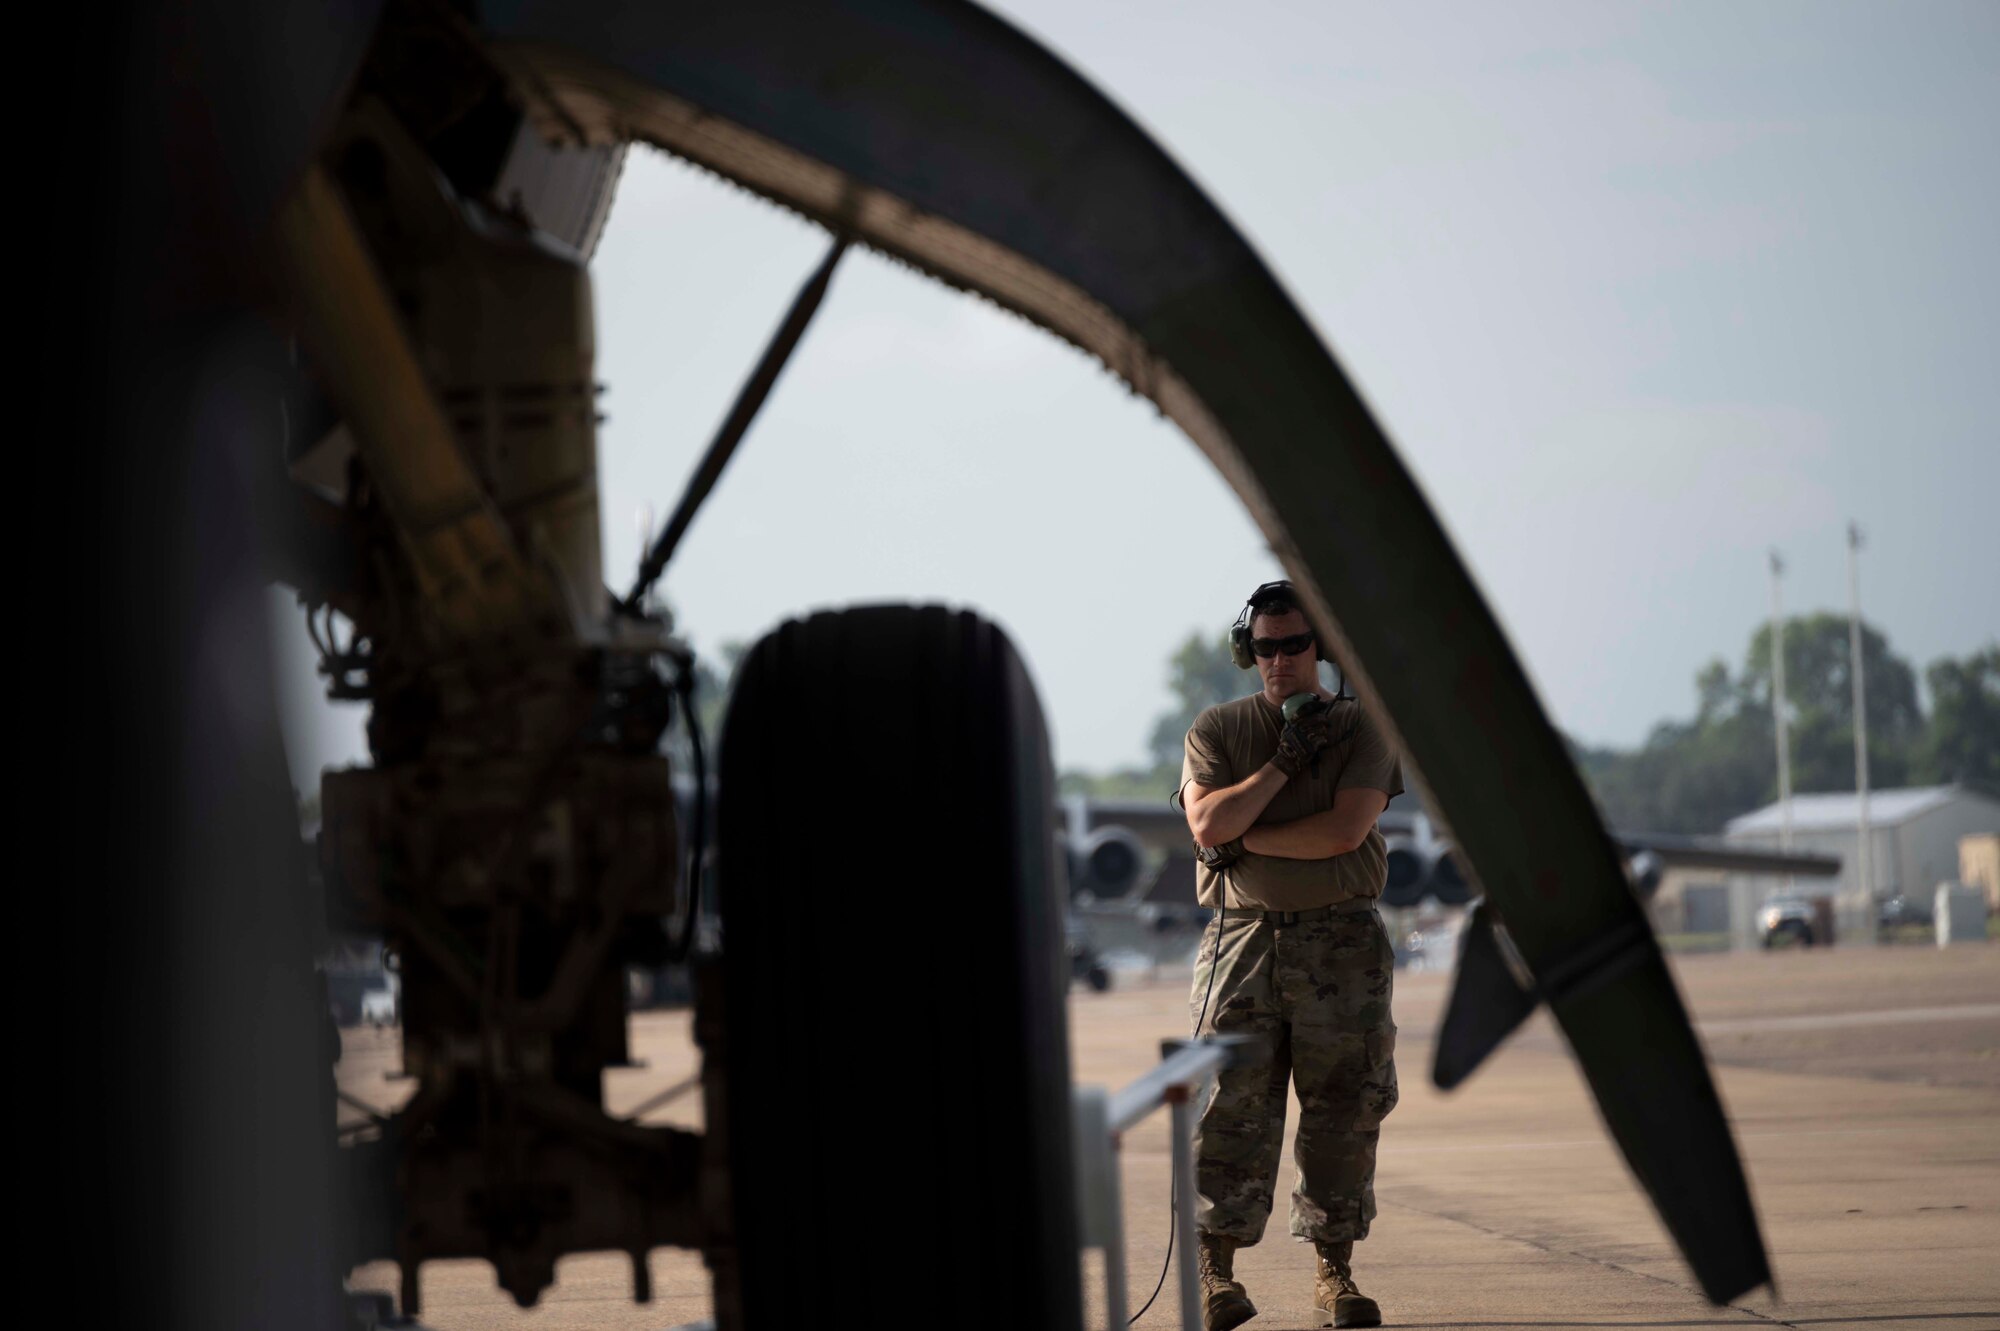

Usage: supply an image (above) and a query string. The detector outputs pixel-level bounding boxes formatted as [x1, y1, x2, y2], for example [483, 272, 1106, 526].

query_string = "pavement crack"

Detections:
[1382, 1198, 1801, 1330]
[1728, 1304, 1805, 1331]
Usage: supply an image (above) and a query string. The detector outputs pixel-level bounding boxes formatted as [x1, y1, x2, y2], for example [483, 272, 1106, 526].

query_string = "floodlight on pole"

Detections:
[1848, 523, 1873, 906]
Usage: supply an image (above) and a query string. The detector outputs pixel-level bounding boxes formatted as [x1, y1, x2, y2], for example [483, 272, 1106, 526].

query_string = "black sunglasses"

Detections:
[1251, 632, 1316, 659]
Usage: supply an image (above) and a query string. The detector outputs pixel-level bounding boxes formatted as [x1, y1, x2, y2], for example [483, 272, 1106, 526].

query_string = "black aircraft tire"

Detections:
[714, 605, 1080, 1331]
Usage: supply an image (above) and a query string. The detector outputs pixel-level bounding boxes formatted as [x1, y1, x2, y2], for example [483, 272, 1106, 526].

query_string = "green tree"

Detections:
[1575, 614, 1929, 834]
[1574, 706, 1775, 835]
[1056, 765, 1182, 799]
[1739, 614, 1921, 791]
[1693, 658, 1741, 725]
[1068, 611, 1988, 835]
[1146, 631, 1251, 768]
[1917, 646, 2000, 788]
[1060, 629, 1254, 799]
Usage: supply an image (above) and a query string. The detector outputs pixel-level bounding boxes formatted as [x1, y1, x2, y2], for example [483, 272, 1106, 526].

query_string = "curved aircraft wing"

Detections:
[472, 1, 1772, 1301]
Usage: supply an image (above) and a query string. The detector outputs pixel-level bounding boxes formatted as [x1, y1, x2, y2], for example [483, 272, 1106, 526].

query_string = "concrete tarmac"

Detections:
[342, 942, 1999, 1329]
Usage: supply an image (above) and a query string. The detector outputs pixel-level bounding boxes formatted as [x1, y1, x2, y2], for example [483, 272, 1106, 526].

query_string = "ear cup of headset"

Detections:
[1228, 623, 1255, 669]
[1231, 579, 1293, 670]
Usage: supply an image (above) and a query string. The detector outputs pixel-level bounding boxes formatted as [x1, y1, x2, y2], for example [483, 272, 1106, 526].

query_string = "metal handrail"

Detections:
[1106, 1040, 1235, 1133]
[1075, 1035, 1257, 1331]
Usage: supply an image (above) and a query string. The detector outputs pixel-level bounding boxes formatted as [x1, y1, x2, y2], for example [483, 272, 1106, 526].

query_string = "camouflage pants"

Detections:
[1189, 906, 1398, 1245]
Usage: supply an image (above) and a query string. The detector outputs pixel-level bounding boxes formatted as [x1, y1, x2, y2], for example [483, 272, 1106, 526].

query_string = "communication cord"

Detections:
[1129, 903, 1225, 1325]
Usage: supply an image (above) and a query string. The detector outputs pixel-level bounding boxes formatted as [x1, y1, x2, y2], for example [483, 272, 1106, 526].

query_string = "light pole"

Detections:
[1770, 550, 1794, 871]
[1848, 523, 1873, 913]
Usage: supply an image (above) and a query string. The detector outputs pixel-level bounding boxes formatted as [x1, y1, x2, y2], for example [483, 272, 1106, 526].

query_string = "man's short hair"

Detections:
[1248, 586, 1301, 626]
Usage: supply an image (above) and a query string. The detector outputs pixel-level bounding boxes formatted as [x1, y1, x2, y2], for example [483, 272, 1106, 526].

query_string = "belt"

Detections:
[1218, 898, 1377, 926]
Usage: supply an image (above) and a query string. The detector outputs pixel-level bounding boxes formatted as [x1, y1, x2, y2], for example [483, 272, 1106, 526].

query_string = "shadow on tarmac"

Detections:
[1389, 1317, 2000, 1328]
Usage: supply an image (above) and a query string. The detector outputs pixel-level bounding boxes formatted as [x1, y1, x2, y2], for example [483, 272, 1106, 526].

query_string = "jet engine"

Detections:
[1429, 848, 1475, 905]
[1066, 824, 1148, 900]
[1382, 836, 1430, 908]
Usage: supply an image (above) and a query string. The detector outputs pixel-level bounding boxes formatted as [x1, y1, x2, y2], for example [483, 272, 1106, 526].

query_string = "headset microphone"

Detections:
[1282, 690, 1330, 778]
[1282, 692, 1327, 724]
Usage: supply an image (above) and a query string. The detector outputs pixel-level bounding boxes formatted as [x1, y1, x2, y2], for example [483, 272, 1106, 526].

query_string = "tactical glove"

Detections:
[1194, 838, 1244, 870]
[1271, 712, 1332, 777]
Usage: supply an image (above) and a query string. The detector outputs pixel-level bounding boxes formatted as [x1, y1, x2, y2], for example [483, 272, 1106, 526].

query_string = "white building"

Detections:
[1723, 784, 2000, 943]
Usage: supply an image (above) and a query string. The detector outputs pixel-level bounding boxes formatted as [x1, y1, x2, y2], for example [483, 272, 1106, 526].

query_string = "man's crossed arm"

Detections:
[1243, 788, 1389, 859]
[1185, 772, 1390, 861]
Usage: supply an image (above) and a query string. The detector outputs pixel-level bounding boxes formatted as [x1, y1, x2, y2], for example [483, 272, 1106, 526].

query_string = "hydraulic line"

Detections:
[623, 234, 849, 611]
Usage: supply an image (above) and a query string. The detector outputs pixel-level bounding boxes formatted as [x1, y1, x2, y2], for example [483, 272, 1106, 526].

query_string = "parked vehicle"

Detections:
[1068, 921, 1111, 992]
[1875, 895, 1933, 930]
[326, 967, 396, 1026]
[1759, 897, 1819, 948]
[359, 986, 398, 1028]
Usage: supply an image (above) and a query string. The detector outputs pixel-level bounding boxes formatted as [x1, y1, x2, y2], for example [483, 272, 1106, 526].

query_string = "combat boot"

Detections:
[1312, 1239, 1381, 1328]
[1197, 1232, 1257, 1331]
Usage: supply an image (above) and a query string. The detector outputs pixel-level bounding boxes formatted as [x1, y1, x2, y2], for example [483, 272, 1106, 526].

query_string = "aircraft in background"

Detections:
[1059, 792, 1839, 954]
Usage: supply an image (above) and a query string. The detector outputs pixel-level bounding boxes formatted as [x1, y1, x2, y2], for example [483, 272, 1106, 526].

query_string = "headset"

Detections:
[1228, 580, 1297, 669]
[1227, 579, 1355, 701]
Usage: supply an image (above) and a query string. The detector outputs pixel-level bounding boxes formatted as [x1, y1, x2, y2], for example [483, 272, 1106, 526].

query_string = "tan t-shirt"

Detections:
[1181, 692, 1404, 911]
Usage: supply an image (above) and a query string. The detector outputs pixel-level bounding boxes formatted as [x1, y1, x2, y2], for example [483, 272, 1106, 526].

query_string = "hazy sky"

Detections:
[273, 0, 1999, 790]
